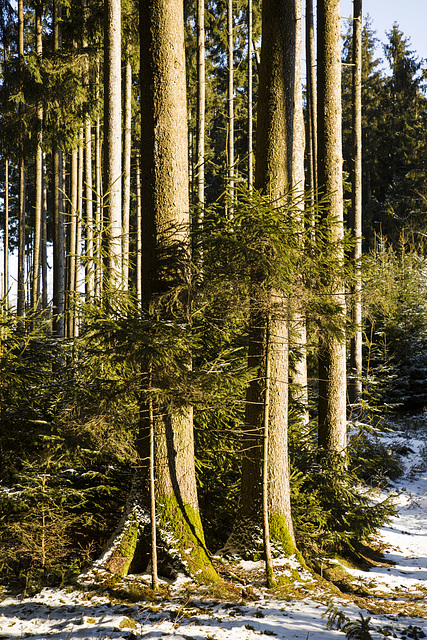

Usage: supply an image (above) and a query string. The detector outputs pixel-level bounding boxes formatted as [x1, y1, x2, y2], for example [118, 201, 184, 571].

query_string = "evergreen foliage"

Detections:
[1, 0, 426, 592]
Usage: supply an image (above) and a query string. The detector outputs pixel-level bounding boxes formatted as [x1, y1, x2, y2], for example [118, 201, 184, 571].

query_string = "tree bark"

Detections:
[103, 0, 122, 292]
[248, 0, 253, 190]
[122, 42, 132, 291]
[3, 159, 9, 305]
[95, 56, 102, 299]
[317, 0, 347, 455]
[52, 0, 65, 337]
[348, 0, 363, 409]
[223, 0, 297, 559]
[135, 150, 142, 304]
[17, 0, 25, 318]
[32, 0, 43, 314]
[290, 0, 309, 425]
[95, 0, 218, 584]
[194, 0, 205, 268]
[227, 0, 234, 213]
[305, 0, 317, 198]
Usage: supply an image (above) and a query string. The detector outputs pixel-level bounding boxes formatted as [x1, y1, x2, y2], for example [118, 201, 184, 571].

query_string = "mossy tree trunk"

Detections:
[222, 0, 297, 560]
[96, 0, 219, 585]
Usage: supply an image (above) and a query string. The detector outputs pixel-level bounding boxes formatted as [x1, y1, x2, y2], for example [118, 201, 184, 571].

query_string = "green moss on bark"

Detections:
[105, 511, 139, 576]
[269, 513, 296, 555]
[157, 495, 220, 584]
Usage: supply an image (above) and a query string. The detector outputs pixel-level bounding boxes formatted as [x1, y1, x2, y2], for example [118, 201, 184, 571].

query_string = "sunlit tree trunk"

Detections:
[349, 0, 363, 409]
[67, 147, 78, 338]
[122, 42, 132, 290]
[223, 0, 297, 560]
[32, 0, 43, 314]
[103, 0, 122, 291]
[17, 0, 25, 318]
[95, 57, 102, 299]
[290, 0, 309, 425]
[227, 0, 234, 212]
[3, 159, 9, 305]
[194, 0, 205, 267]
[135, 149, 142, 303]
[82, 0, 94, 299]
[52, 0, 64, 337]
[305, 0, 317, 198]
[317, 0, 347, 454]
[248, 0, 253, 189]
[96, 0, 218, 584]
[41, 155, 48, 309]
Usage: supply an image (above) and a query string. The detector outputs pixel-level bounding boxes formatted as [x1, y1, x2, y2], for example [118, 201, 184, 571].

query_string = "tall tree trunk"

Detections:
[95, 0, 218, 584]
[83, 0, 94, 299]
[122, 43, 132, 291]
[103, 0, 122, 292]
[317, 0, 347, 454]
[290, 0, 309, 425]
[42, 155, 48, 309]
[17, 0, 25, 318]
[95, 56, 102, 299]
[305, 0, 317, 198]
[3, 159, 9, 305]
[52, 0, 64, 337]
[247, 0, 253, 189]
[135, 149, 142, 304]
[348, 0, 363, 409]
[67, 147, 78, 338]
[227, 0, 234, 213]
[223, 0, 297, 559]
[32, 0, 43, 314]
[194, 0, 205, 268]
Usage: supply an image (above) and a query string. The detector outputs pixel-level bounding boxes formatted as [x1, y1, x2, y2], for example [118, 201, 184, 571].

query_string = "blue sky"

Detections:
[340, 0, 427, 66]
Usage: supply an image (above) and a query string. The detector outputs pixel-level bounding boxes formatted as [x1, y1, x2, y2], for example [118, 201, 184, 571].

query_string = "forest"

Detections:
[1, 0, 427, 596]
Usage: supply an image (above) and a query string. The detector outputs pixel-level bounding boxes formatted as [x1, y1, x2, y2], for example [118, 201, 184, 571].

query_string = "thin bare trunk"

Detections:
[263, 313, 276, 587]
[306, 0, 317, 198]
[3, 160, 9, 304]
[291, 0, 309, 425]
[32, 0, 43, 314]
[317, 0, 347, 454]
[42, 155, 48, 309]
[122, 45, 132, 290]
[148, 364, 158, 590]
[67, 148, 78, 338]
[227, 0, 234, 213]
[95, 57, 102, 298]
[349, 0, 363, 409]
[85, 117, 94, 298]
[195, 0, 205, 268]
[135, 150, 142, 304]
[103, 0, 122, 291]
[248, 0, 253, 189]
[52, 0, 64, 337]
[17, 0, 25, 318]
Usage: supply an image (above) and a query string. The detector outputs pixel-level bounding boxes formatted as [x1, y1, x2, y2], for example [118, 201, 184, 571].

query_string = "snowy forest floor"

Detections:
[1, 414, 426, 640]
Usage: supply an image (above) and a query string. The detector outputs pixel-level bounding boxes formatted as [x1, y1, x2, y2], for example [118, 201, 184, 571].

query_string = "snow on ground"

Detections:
[0, 418, 426, 640]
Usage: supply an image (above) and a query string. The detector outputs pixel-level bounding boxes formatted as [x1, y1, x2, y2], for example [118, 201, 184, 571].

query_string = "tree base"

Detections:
[92, 476, 219, 584]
